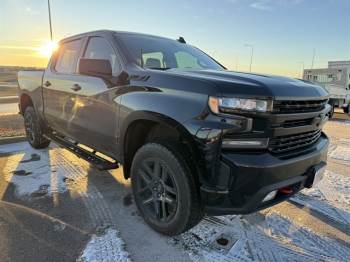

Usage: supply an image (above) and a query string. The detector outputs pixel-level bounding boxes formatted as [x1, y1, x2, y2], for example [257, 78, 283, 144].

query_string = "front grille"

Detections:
[268, 129, 322, 154]
[273, 99, 328, 114]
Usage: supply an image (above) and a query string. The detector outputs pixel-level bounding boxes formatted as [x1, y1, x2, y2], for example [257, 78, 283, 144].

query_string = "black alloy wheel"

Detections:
[23, 107, 50, 149]
[131, 142, 203, 235]
[134, 158, 178, 222]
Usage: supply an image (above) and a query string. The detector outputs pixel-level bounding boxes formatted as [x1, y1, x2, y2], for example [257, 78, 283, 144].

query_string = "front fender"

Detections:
[119, 89, 208, 124]
[116, 88, 240, 186]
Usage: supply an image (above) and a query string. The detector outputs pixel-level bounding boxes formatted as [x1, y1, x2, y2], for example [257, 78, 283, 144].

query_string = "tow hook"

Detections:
[278, 186, 293, 194]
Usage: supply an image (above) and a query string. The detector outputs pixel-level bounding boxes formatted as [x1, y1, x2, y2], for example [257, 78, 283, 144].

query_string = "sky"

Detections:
[0, 0, 349, 77]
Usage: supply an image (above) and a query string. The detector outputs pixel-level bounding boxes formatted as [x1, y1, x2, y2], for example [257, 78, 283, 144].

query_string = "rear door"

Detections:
[43, 38, 83, 135]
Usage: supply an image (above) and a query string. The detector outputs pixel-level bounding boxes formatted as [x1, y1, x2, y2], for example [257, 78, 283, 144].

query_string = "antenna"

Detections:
[177, 37, 186, 44]
[311, 48, 316, 69]
[48, 0, 53, 41]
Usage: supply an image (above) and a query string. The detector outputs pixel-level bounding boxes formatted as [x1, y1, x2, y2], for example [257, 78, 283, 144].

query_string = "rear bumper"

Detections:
[201, 133, 329, 215]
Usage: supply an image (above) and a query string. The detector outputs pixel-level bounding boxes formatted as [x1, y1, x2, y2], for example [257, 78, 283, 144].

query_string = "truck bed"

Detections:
[17, 70, 44, 92]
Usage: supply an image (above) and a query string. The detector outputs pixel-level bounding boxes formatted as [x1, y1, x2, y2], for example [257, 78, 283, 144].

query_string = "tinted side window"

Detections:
[83, 37, 120, 74]
[55, 39, 82, 74]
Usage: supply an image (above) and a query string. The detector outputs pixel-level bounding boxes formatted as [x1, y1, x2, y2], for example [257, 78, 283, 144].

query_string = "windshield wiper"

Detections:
[146, 67, 172, 71]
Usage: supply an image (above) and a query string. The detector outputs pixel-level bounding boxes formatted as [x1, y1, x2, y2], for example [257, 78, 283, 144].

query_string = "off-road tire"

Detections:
[131, 142, 203, 235]
[24, 106, 50, 149]
[328, 104, 335, 119]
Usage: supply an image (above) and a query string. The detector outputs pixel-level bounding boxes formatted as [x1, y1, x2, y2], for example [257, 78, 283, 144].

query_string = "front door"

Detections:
[66, 36, 123, 153]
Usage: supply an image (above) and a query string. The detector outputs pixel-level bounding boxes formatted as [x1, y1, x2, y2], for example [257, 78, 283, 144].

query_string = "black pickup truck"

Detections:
[18, 30, 329, 235]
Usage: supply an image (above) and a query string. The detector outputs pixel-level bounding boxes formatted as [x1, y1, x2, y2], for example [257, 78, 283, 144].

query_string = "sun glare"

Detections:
[38, 41, 58, 57]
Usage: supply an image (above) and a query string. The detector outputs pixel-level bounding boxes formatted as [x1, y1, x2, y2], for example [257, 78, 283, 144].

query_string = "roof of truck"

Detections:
[59, 29, 176, 43]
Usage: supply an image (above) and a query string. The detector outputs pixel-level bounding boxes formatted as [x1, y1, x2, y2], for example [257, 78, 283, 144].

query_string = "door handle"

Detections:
[71, 84, 82, 92]
[44, 80, 51, 87]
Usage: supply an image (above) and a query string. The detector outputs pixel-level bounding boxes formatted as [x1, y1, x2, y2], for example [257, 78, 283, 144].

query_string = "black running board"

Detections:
[46, 133, 119, 171]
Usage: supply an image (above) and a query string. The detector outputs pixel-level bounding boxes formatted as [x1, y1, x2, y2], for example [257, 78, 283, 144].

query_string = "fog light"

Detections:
[262, 190, 277, 202]
[222, 139, 269, 149]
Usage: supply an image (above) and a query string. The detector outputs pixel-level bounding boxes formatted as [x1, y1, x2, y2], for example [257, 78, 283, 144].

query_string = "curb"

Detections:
[0, 136, 27, 145]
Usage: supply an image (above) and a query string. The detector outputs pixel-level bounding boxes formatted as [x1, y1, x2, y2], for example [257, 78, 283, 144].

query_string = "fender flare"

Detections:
[118, 110, 197, 163]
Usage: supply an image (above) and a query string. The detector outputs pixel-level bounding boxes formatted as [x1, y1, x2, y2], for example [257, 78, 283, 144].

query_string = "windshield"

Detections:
[116, 33, 224, 70]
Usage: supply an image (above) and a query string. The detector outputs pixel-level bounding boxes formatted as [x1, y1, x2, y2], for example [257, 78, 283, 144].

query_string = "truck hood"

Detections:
[165, 69, 329, 100]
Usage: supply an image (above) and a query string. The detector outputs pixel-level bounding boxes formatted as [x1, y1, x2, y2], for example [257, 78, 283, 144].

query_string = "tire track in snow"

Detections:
[1, 142, 191, 262]
[174, 211, 350, 262]
[1, 143, 129, 261]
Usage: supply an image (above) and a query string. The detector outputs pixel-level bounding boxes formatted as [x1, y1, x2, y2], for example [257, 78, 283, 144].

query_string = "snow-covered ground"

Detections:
[1, 142, 88, 198]
[171, 211, 350, 262]
[0, 119, 350, 261]
[171, 126, 350, 262]
[78, 228, 130, 262]
[0, 142, 131, 261]
[292, 170, 350, 225]
[291, 137, 350, 226]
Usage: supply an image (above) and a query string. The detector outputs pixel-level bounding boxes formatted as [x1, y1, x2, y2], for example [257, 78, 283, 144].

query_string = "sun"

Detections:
[38, 41, 58, 57]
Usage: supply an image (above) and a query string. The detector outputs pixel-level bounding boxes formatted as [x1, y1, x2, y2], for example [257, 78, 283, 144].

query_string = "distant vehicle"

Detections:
[18, 30, 329, 235]
[303, 60, 350, 117]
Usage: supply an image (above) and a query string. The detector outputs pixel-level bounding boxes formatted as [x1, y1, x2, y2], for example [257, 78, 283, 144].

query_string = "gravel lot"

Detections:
[0, 111, 349, 262]
[0, 113, 24, 138]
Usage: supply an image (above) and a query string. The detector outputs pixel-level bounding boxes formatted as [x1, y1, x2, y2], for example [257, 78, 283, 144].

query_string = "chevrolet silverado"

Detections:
[18, 30, 330, 235]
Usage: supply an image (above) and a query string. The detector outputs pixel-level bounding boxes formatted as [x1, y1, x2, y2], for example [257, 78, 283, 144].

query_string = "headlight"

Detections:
[209, 97, 272, 114]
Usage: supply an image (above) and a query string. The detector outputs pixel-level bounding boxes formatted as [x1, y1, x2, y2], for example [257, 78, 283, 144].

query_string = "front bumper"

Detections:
[201, 133, 329, 216]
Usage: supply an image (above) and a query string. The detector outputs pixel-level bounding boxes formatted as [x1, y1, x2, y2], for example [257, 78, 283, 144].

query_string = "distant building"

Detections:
[303, 60, 350, 115]
[328, 60, 350, 69]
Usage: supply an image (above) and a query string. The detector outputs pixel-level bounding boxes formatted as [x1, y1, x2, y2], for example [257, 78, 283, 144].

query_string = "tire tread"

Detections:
[24, 107, 50, 149]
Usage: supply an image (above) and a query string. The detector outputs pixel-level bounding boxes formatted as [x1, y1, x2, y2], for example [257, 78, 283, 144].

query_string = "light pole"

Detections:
[48, 0, 53, 41]
[297, 61, 305, 78]
[244, 44, 254, 72]
[311, 48, 316, 69]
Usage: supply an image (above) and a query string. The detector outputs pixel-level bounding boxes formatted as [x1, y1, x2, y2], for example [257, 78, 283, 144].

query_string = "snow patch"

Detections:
[78, 228, 130, 262]
[318, 170, 350, 208]
[329, 145, 350, 162]
[294, 170, 350, 224]
[174, 213, 350, 262]
[1, 142, 89, 198]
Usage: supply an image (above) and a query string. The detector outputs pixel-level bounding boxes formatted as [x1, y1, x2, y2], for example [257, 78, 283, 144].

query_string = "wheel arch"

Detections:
[19, 93, 34, 114]
[120, 111, 203, 180]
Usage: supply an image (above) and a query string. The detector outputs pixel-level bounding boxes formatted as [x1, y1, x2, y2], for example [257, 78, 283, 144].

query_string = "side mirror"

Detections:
[78, 58, 112, 78]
